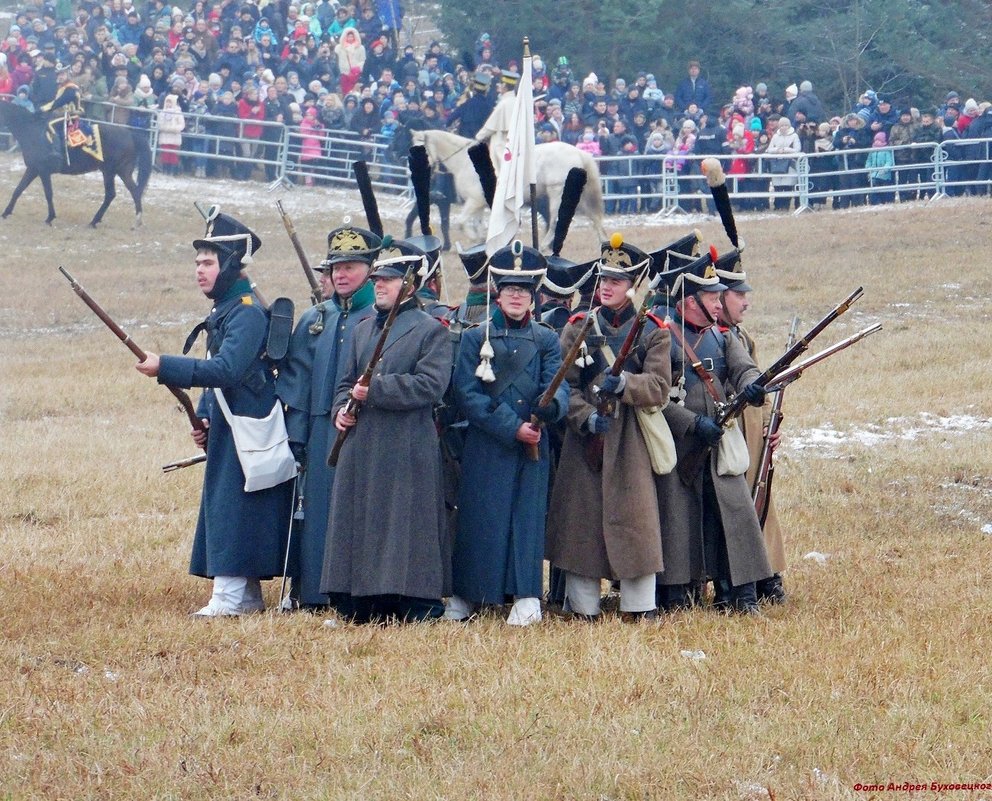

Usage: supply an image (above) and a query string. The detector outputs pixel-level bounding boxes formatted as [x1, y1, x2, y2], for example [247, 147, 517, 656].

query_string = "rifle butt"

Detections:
[328, 429, 347, 467]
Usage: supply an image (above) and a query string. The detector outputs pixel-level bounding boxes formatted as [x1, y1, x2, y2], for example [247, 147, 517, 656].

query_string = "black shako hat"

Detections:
[370, 235, 431, 288]
[318, 225, 382, 270]
[488, 240, 547, 290]
[596, 232, 652, 282]
[542, 255, 596, 298]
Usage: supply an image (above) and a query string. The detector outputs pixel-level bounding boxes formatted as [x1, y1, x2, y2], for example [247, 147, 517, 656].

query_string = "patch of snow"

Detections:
[982, 524, 992, 535]
[680, 649, 706, 661]
[786, 413, 992, 456]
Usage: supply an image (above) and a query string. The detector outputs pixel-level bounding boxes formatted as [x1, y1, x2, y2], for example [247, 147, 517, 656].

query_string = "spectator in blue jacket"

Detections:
[674, 59, 711, 114]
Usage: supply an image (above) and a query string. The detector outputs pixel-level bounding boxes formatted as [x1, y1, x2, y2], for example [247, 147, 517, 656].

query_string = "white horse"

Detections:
[411, 129, 607, 248]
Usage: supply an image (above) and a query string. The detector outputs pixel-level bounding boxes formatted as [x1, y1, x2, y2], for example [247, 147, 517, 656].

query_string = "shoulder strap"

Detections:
[669, 323, 723, 405]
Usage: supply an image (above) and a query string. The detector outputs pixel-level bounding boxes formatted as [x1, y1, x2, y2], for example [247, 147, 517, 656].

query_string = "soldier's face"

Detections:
[372, 275, 404, 310]
[497, 284, 532, 319]
[720, 290, 750, 325]
[685, 291, 723, 325]
[195, 249, 221, 296]
[599, 276, 632, 310]
[330, 260, 369, 298]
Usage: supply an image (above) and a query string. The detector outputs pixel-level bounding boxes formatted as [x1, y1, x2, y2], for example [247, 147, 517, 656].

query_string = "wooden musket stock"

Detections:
[752, 316, 800, 525]
[525, 313, 595, 461]
[584, 295, 651, 472]
[59, 266, 208, 447]
[327, 265, 417, 466]
[277, 200, 321, 306]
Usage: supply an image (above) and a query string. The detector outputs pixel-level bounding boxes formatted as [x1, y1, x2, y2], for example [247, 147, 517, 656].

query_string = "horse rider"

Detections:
[474, 69, 520, 167]
[39, 62, 85, 168]
[445, 71, 494, 140]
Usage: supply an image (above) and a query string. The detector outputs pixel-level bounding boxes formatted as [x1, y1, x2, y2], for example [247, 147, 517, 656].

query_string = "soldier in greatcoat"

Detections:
[136, 210, 294, 616]
[715, 256, 787, 603]
[275, 226, 381, 609]
[654, 254, 772, 615]
[446, 243, 569, 626]
[320, 249, 453, 623]
[546, 235, 672, 621]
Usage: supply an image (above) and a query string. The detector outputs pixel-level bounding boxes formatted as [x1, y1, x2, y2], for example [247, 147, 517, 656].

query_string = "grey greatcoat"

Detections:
[546, 307, 671, 581]
[656, 317, 772, 587]
[320, 306, 452, 601]
[158, 288, 294, 579]
[275, 284, 376, 605]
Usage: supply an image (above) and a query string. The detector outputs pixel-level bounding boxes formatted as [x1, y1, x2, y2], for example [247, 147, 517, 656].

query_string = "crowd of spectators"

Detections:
[2, 1, 988, 207]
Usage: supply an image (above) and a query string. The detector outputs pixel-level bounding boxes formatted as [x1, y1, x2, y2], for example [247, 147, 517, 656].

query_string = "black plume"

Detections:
[551, 168, 587, 256]
[353, 160, 383, 237]
[408, 145, 432, 236]
[468, 142, 496, 208]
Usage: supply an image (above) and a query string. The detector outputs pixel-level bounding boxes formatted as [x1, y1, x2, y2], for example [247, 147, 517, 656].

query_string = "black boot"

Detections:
[657, 582, 695, 612]
[714, 580, 761, 616]
[756, 573, 787, 605]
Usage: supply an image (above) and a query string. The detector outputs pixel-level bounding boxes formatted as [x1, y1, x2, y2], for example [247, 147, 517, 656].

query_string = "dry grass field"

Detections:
[1, 156, 991, 800]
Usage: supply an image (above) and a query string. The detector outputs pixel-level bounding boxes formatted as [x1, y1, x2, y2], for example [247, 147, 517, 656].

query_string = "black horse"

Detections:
[0, 102, 152, 227]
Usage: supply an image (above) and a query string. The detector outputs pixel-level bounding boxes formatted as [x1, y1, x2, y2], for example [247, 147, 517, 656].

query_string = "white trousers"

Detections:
[564, 572, 656, 616]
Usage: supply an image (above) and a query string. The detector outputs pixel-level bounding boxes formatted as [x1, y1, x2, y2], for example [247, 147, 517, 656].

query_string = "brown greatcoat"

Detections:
[656, 320, 772, 587]
[546, 308, 671, 581]
[734, 325, 786, 573]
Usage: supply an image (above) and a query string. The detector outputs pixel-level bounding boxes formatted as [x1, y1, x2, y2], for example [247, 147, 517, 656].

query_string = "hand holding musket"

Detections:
[59, 266, 209, 448]
[327, 264, 417, 466]
[584, 294, 652, 472]
[276, 200, 321, 306]
[524, 313, 595, 461]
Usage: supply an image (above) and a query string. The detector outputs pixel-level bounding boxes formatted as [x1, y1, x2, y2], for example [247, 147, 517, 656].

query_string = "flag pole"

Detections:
[524, 36, 539, 249]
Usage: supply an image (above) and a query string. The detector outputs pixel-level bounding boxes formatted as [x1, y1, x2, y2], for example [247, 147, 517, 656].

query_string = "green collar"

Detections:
[336, 280, 374, 311]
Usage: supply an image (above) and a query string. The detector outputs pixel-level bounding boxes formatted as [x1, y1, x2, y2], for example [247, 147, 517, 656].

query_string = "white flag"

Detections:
[485, 56, 536, 255]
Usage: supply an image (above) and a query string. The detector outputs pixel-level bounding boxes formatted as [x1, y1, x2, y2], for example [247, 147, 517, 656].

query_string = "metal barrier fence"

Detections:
[3, 98, 990, 212]
[596, 139, 990, 215]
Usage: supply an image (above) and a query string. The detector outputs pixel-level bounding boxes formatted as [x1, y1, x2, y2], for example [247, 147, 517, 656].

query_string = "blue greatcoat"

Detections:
[452, 311, 568, 604]
[158, 283, 294, 579]
[275, 283, 376, 605]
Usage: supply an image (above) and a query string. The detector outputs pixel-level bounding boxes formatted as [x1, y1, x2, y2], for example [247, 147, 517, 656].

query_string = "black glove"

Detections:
[290, 441, 307, 467]
[742, 381, 766, 406]
[587, 412, 611, 435]
[694, 415, 723, 446]
[599, 372, 626, 396]
[532, 399, 558, 423]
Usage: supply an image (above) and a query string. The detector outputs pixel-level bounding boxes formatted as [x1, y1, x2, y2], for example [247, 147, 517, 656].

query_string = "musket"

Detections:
[584, 292, 652, 472]
[763, 323, 883, 393]
[752, 316, 800, 525]
[162, 453, 207, 472]
[59, 266, 208, 446]
[524, 312, 595, 461]
[277, 199, 321, 306]
[676, 286, 864, 484]
[327, 264, 417, 466]
[713, 285, 864, 429]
